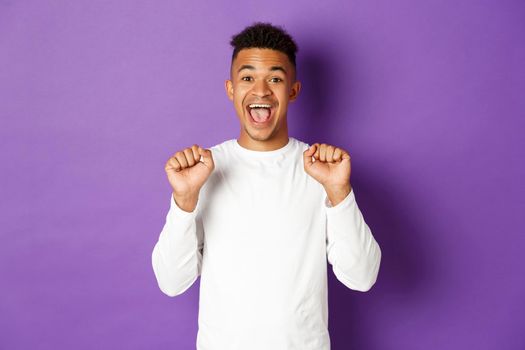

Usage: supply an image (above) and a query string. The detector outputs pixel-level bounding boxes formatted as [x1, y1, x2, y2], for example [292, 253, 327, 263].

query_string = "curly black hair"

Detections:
[230, 22, 298, 68]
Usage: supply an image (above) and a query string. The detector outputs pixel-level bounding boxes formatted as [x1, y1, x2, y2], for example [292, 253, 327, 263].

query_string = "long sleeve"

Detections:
[151, 194, 204, 297]
[325, 188, 381, 292]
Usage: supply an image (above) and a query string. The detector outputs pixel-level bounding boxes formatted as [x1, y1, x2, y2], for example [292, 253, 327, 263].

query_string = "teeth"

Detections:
[249, 104, 272, 108]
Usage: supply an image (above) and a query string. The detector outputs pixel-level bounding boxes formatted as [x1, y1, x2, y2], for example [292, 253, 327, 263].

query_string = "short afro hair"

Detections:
[229, 22, 298, 68]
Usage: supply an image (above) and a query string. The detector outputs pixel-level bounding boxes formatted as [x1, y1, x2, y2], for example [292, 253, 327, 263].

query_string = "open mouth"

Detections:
[247, 103, 273, 124]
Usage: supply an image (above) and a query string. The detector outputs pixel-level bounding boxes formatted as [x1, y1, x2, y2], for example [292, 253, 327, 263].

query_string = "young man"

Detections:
[152, 22, 381, 350]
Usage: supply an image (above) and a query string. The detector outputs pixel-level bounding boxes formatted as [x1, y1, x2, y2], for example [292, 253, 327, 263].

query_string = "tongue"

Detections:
[250, 108, 270, 122]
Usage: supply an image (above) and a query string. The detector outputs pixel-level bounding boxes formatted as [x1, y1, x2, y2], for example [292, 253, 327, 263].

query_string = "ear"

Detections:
[289, 80, 301, 102]
[225, 79, 234, 101]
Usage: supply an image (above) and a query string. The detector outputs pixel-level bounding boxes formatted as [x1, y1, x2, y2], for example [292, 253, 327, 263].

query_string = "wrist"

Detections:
[172, 192, 199, 212]
[323, 183, 351, 207]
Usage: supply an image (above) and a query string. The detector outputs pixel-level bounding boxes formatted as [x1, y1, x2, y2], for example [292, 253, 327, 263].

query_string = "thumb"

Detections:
[303, 144, 317, 168]
[198, 147, 214, 170]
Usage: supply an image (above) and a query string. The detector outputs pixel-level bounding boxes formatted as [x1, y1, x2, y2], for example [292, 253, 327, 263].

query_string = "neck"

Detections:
[237, 126, 289, 151]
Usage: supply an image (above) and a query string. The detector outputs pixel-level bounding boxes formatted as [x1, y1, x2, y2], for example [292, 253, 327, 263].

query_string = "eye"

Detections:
[241, 76, 253, 81]
[270, 77, 283, 83]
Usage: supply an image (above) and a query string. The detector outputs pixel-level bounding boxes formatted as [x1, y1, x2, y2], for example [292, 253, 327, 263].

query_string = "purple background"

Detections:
[1, 1, 524, 349]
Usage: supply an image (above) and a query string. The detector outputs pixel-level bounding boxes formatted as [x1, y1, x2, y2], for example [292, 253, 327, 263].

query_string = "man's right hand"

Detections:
[164, 144, 214, 212]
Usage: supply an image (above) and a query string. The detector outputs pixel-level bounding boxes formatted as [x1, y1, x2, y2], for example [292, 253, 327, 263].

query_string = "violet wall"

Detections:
[1, 1, 524, 349]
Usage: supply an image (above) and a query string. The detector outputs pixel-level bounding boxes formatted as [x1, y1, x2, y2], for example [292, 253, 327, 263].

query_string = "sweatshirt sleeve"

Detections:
[324, 188, 381, 292]
[151, 194, 204, 297]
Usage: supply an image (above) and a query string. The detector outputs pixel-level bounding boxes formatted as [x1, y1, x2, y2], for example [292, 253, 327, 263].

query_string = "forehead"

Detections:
[232, 48, 293, 72]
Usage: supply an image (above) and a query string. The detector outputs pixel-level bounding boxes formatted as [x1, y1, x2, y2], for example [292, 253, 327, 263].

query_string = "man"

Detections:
[152, 22, 381, 350]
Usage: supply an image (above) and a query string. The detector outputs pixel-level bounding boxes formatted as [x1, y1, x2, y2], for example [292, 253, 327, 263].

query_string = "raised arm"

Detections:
[303, 142, 381, 292]
[151, 144, 214, 297]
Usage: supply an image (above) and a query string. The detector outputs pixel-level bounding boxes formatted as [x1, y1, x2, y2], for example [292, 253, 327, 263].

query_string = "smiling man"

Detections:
[227, 44, 299, 150]
[152, 23, 381, 350]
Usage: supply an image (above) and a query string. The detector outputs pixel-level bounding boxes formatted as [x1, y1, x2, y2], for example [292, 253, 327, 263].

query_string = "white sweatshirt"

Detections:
[152, 136, 381, 350]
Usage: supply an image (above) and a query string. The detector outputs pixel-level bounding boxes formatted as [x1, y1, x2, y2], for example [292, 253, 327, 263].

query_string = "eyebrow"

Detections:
[270, 66, 287, 74]
[237, 65, 287, 74]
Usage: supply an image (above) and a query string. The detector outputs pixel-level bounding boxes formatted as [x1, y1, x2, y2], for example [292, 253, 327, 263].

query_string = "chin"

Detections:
[244, 125, 276, 142]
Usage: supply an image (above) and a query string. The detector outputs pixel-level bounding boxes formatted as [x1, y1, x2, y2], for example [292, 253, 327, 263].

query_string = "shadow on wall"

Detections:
[327, 176, 438, 350]
[292, 44, 342, 143]
[295, 45, 439, 350]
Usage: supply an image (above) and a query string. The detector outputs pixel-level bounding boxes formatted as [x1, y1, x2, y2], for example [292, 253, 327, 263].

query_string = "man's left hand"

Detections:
[303, 143, 352, 206]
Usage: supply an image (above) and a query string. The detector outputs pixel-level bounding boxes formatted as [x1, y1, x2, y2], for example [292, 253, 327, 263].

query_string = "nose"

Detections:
[251, 79, 271, 98]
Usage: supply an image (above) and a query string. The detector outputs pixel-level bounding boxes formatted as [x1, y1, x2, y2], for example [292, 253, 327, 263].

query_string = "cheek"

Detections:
[234, 95, 245, 113]
[233, 89, 248, 105]
[276, 85, 290, 99]
[232, 86, 244, 99]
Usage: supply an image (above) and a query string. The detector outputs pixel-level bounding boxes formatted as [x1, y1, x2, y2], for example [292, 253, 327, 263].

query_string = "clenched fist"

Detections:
[165, 144, 214, 212]
[303, 143, 352, 206]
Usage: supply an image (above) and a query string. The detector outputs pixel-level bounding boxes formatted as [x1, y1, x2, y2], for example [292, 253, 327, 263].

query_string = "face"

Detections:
[225, 48, 301, 146]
